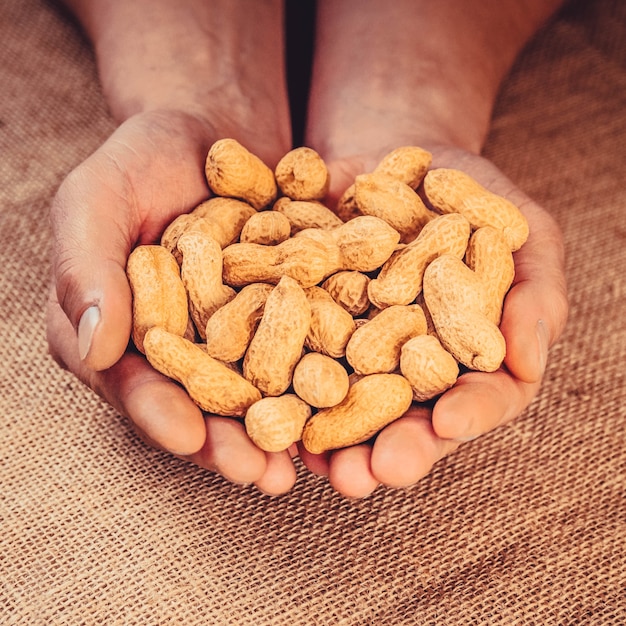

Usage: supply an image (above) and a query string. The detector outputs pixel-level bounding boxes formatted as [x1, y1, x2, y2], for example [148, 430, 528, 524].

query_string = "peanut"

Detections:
[368, 213, 470, 308]
[345, 304, 427, 375]
[400, 334, 459, 402]
[304, 286, 356, 358]
[245, 394, 311, 452]
[423, 168, 529, 251]
[204, 282, 274, 362]
[273, 198, 344, 233]
[292, 352, 350, 408]
[274, 146, 330, 201]
[205, 138, 277, 210]
[239, 210, 291, 245]
[143, 327, 261, 416]
[161, 213, 226, 265]
[177, 231, 235, 340]
[374, 145, 432, 189]
[423, 254, 506, 372]
[321, 271, 371, 317]
[127, 245, 188, 353]
[354, 172, 438, 243]
[301, 374, 413, 454]
[243, 275, 311, 396]
[191, 197, 257, 247]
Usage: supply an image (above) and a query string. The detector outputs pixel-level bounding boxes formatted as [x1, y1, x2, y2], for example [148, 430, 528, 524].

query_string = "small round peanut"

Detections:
[321, 271, 371, 317]
[239, 211, 291, 245]
[292, 352, 350, 408]
[274, 147, 330, 201]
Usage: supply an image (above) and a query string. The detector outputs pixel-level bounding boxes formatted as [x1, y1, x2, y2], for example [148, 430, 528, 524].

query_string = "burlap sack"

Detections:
[1, 0, 624, 623]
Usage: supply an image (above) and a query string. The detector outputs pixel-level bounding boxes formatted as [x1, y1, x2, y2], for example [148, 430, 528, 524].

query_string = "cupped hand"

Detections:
[298, 146, 568, 498]
[47, 109, 297, 495]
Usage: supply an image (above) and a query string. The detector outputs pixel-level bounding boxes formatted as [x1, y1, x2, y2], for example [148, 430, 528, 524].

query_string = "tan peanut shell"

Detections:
[204, 282, 274, 362]
[245, 394, 311, 452]
[423, 254, 506, 372]
[423, 168, 529, 251]
[205, 138, 277, 210]
[400, 334, 459, 402]
[143, 327, 261, 416]
[354, 172, 438, 242]
[292, 352, 350, 408]
[239, 210, 291, 245]
[465, 226, 515, 325]
[321, 271, 371, 316]
[222, 236, 332, 288]
[243, 276, 311, 396]
[368, 213, 470, 308]
[192, 197, 257, 247]
[373, 146, 432, 189]
[301, 374, 413, 454]
[161, 214, 227, 264]
[274, 147, 330, 201]
[177, 231, 235, 339]
[127, 245, 189, 353]
[304, 287, 356, 358]
[345, 304, 427, 375]
[273, 198, 344, 233]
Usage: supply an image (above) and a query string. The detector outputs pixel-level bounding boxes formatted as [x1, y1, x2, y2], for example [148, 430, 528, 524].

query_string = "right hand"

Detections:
[47, 109, 298, 495]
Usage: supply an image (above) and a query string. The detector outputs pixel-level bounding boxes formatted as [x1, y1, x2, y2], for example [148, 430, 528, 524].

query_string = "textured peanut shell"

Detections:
[368, 213, 470, 308]
[178, 232, 235, 340]
[273, 198, 343, 233]
[301, 374, 413, 454]
[222, 237, 332, 288]
[143, 327, 261, 416]
[400, 334, 459, 402]
[354, 172, 437, 243]
[243, 276, 311, 396]
[423, 254, 506, 372]
[304, 287, 356, 358]
[292, 352, 350, 408]
[161, 214, 227, 264]
[335, 184, 363, 223]
[127, 245, 188, 353]
[345, 304, 427, 375]
[274, 147, 330, 201]
[191, 197, 257, 247]
[245, 394, 311, 452]
[423, 168, 529, 251]
[205, 138, 277, 210]
[239, 211, 291, 245]
[374, 146, 432, 189]
[465, 226, 515, 325]
[321, 271, 371, 316]
[204, 283, 274, 362]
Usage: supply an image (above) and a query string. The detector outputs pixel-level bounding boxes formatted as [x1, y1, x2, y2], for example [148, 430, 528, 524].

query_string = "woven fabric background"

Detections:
[1, 1, 624, 624]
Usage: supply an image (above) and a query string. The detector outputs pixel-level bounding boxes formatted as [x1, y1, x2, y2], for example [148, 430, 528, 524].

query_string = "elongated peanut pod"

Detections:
[368, 213, 470, 308]
[239, 211, 291, 245]
[205, 138, 277, 210]
[423, 168, 529, 251]
[127, 245, 188, 353]
[243, 276, 311, 396]
[273, 198, 343, 233]
[301, 374, 413, 454]
[191, 197, 257, 246]
[245, 394, 312, 452]
[423, 254, 506, 372]
[374, 145, 432, 189]
[144, 327, 261, 416]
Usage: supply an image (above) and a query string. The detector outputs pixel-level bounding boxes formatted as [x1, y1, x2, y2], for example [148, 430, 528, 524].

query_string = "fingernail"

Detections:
[536, 318, 549, 376]
[78, 305, 100, 361]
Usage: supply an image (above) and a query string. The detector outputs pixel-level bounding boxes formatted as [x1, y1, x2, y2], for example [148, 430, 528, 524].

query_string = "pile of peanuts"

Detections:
[126, 139, 528, 454]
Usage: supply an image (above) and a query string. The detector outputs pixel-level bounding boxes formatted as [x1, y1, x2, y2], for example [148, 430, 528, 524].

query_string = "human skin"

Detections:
[48, 0, 568, 497]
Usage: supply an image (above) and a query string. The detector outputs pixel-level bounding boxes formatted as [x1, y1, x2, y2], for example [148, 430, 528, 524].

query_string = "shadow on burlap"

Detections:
[1, 1, 624, 624]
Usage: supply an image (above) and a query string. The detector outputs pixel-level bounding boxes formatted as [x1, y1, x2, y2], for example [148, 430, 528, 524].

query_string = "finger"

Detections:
[47, 288, 206, 455]
[254, 451, 298, 496]
[296, 443, 331, 477]
[370, 406, 460, 488]
[431, 369, 541, 442]
[327, 444, 380, 498]
[501, 205, 568, 383]
[188, 417, 267, 485]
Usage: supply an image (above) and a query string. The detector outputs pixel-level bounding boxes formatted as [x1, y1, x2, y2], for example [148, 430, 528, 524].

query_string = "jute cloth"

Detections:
[1, 1, 624, 624]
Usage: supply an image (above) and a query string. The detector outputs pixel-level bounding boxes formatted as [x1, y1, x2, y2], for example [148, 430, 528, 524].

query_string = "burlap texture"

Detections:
[1, 1, 624, 624]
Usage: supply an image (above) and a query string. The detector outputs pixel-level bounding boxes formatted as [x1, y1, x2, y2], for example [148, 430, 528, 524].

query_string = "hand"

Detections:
[297, 146, 568, 498]
[47, 109, 298, 495]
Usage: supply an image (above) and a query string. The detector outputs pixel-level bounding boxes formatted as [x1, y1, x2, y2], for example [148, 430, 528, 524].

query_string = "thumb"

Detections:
[51, 161, 135, 372]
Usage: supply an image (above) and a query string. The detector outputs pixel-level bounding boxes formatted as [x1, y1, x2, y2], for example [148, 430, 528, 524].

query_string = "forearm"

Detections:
[62, 0, 291, 156]
[307, 0, 565, 160]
